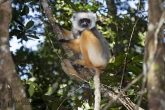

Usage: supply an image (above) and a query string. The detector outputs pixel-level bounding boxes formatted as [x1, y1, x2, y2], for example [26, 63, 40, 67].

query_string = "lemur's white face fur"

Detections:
[71, 11, 97, 31]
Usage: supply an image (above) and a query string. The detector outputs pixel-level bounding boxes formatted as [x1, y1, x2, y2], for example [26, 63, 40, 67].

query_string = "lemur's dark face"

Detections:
[79, 18, 91, 28]
[71, 11, 97, 31]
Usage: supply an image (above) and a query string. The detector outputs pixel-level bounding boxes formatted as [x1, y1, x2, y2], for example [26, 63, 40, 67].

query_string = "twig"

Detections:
[103, 73, 143, 110]
[57, 85, 84, 110]
[154, 11, 165, 56]
[120, 1, 141, 89]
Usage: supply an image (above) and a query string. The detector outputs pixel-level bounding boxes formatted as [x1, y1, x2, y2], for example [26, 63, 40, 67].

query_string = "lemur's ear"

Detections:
[93, 13, 97, 22]
[89, 12, 97, 22]
[70, 13, 76, 22]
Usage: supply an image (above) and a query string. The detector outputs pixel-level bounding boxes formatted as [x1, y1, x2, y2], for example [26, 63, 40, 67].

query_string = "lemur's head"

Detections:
[71, 11, 97, 31]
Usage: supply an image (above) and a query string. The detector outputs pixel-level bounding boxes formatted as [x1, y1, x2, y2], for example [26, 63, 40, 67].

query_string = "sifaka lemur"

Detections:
[58, 11, 110, 110]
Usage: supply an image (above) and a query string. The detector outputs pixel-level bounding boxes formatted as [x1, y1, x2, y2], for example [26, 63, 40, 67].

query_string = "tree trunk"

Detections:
[0, 1, 31, 110]
[144, 0, 165, 109]
[106, 0, 117, 16]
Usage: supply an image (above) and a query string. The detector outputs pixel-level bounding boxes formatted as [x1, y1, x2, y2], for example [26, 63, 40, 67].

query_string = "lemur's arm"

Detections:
[56, 23, 74, 40]
[60, 28, 73, 39]
[59, 38, 81, 54]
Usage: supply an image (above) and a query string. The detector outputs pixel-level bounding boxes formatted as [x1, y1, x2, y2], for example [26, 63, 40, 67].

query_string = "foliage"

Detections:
[10, 0, 149, 109]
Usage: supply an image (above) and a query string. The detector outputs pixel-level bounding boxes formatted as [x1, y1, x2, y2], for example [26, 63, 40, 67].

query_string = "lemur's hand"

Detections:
[58, 39, 69, 43]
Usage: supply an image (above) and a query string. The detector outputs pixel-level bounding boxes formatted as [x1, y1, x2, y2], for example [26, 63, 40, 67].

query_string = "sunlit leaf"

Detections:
[28, 82, 35, 97]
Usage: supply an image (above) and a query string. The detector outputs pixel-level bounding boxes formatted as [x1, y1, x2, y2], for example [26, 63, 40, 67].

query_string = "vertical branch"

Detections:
[120, 2, 140, 89]
[0, 1, 31, 110]
[144, 0, 165, 109]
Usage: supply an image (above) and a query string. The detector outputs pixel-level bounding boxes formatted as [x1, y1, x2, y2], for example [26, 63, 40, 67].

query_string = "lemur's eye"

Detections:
[73, 16, 76, 20]
[86, 19, 90, 23]
[80, 18, 90, 23]
[80, 19, 84, 23]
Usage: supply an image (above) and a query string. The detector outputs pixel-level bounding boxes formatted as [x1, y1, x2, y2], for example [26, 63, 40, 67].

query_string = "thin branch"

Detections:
[120, 1, 141, 89]
[57, 85, 84, 110]
[103, 73, 144, 110]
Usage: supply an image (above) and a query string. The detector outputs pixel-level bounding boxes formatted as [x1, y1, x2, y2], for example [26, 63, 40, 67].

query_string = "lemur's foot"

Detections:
[71, 61, 84, 71]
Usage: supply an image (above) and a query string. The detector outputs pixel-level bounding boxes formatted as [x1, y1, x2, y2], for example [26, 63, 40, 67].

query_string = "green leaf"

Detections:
[15, 20, 24, 27]
[25, 21, 34, 30]
[78, 5, 83, 9]
[127, 64, 142, 75]
[21, 5, 29, 15]
[23, 35, 28, 41]
[89, 94, 94, 107]
[51, 102, 59, 110]
[28, 83, 35, 97]
[127, 54, 133, 62]
[132, 55, 143, 63]
[28, 77, 36, 82]
[23, 0, 31, 3]
[10, 29, 22, 36]
[75, 99, 82, 107]
[18, 26, 24, 30]
[127, 89, 135, 95]
[89, 80, 94, 89]
[43, 95, 55, 101]
[85, 4, 90, 9]
[114, 53, 125, 67]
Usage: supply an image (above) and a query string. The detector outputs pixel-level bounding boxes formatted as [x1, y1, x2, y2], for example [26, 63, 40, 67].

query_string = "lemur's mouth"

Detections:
[79, 18, 91, 28]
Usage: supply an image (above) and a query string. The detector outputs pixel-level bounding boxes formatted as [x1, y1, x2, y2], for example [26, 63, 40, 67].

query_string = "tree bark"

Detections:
[106, 0, 117, 16]
[0, 1, 31, 110]
[144, 0, 165, 109]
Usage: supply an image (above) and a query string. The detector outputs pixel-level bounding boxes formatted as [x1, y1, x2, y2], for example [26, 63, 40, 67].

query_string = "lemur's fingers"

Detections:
[58, 39, 70, 43]
[73, 59, 87, 67]
[58, 39, 65, 45]
[72, 64, 84, 71]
